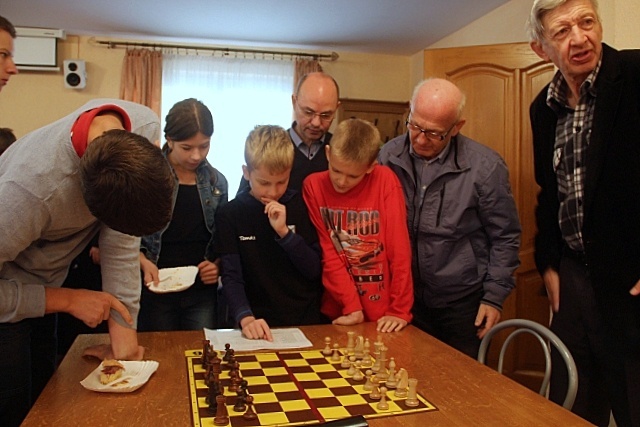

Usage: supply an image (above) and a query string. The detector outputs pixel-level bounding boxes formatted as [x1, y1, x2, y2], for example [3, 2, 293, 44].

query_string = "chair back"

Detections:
[477, 318, 577, 410]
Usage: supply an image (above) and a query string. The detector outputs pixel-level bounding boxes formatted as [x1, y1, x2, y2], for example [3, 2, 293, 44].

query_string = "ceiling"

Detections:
[1, 0, 510, 56]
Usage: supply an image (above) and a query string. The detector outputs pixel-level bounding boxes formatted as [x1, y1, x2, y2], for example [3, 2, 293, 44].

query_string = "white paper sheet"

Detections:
[203, 327, 313, 351]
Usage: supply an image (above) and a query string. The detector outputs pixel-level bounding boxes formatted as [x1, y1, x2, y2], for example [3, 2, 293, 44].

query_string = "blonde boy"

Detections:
[214, 125, 324, 340]
[303, 118, 413, 332]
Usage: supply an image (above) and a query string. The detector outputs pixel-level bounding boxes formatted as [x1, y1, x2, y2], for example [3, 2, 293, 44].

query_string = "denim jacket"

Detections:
[141, 156, 228, 264]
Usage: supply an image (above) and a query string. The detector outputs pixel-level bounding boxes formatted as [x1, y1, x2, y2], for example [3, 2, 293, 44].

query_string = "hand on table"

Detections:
[376, 315, 408, 332]
[198, 259, 220, 285]
[82, 343, 145, 361]
[332, 310, 364, 326]
[240, 316, 273, 341]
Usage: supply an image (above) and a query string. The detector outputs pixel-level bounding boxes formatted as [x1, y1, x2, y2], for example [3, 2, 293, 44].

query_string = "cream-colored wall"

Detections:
[0, 36, 411, 138]
[0, 36, 125, 137]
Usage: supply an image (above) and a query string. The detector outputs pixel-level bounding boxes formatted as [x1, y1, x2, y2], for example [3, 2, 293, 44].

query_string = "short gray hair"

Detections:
[526, 0, 600, 42]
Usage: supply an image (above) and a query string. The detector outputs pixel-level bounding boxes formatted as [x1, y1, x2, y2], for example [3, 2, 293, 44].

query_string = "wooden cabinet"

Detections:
[336, 99, 410, 143]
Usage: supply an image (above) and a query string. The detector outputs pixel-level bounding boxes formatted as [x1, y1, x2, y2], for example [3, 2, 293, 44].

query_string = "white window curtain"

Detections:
[162, 54, 294, 196]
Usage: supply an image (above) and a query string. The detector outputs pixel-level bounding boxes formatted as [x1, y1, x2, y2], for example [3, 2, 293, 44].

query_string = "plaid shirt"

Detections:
[546, 60, 601, 252]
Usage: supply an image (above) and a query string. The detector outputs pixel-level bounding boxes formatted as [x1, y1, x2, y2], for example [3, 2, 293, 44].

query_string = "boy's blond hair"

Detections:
[329, 118, 381, 166]
[244, 125, 294, 173]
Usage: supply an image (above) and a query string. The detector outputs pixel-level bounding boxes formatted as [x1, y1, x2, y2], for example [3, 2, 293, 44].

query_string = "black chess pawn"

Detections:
[242, 394, 258, 421]
[240, 379, 249, 396]
[234, 389, 247, 412]
[223, 343, 232, 362]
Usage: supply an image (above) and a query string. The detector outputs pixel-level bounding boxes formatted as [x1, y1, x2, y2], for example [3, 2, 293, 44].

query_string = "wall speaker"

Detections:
[63, 59, 87, 89]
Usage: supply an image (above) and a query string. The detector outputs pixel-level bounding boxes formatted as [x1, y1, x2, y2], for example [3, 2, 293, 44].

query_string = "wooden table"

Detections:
[22, 323, 591, 426]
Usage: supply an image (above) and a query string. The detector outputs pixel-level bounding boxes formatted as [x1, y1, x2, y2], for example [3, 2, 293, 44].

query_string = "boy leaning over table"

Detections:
[0, 98, 175, 427]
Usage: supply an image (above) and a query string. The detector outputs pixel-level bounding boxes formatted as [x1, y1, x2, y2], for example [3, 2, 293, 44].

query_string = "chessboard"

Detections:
[186, 346, 437, 427]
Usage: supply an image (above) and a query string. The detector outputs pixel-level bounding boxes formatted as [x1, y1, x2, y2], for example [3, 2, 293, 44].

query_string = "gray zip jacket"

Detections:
[378, 133, 521, 309]
[0, 99, 160, 326]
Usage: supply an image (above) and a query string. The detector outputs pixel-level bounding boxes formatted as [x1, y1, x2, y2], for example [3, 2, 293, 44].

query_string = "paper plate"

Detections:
[146, 266, 199, 293]
[80, 360, 159, 393]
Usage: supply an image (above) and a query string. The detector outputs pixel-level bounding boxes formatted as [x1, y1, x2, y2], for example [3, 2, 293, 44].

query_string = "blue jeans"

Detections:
[0, 315, 57, 427]
[412, 289, 482, 358]
[138, 286, 217, 331]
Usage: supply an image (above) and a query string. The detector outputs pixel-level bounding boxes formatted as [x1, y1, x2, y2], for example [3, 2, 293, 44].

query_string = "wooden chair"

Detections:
[477, 318, 578, 410]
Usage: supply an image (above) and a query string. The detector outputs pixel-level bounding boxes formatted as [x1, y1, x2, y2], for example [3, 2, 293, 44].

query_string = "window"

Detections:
[162, 54, 294, 196]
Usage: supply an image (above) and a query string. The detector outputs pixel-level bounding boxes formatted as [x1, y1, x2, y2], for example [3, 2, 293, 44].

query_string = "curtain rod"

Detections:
[90, 38, 339, 62]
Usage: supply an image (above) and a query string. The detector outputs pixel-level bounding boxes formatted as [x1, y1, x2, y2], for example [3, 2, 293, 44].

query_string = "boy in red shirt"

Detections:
[303, 118, 413, 332]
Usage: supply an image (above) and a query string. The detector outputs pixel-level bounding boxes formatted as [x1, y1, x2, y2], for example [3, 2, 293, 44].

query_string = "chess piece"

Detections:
[394, 368, 409, 398]
[346, 331, 355, 355]
[322, 337, 332, 356]
[206, 378, 220, 412]
[385, 357, 397, 388]
[377, 386, 390, 410]
[352, 361, 364, 381]
[234, 389, 247, 412]
[213, 394, 229, 425]
[211, 354, 222, 375]
[405, 378, 420, 407]
[363, 369, 374, 391]
[223, 343, 232, 362]
[376, 346, 388, 380]
[369, 376, 381, 400]
[347, 356, 357, 376]
[341, 352, 351, 369]
[331, 343, 341, 362]
[243, 394, 258, 421]
[361, 338, 372, 367]
[354, 335, 364, 359]
[228, 370, 239, 392]
[202, 339, 211, 368]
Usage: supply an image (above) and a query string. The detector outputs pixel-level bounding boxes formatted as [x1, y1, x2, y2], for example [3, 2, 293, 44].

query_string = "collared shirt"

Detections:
[289, 125, 326, 160]
[409, 141, 452, 223]
[546, 60, 601, 252]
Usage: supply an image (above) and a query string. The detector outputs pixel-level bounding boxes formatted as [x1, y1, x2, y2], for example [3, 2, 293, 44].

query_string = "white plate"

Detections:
[146, 266, 199, 293]
[80, 360, 159, 393]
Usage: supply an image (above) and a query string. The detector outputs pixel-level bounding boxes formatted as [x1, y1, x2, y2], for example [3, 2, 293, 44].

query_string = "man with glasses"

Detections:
[379, 78, 521, 358]
[528, 1, 640, 425]
[237, 71, 340, 193]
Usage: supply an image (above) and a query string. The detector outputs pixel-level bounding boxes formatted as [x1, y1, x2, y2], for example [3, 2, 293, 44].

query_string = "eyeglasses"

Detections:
[296, 102, 335, 124]
[406, 120, 456, 142]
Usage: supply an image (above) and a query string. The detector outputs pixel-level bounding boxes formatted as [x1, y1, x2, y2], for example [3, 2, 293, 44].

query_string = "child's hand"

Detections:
[332, 310, 364, 326]
[376, 315, 408, 332]
[240, 316, 274, 341]
[263, 200, 289, 238]
[197, 259, 219, 285]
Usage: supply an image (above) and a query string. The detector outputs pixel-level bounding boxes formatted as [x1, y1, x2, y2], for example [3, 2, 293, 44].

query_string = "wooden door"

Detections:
[423, 42, 555, 391]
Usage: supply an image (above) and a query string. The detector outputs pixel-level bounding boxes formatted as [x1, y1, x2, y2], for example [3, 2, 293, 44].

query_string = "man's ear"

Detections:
[242, 165, 250, 181]
[530, 41, 550, 61]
